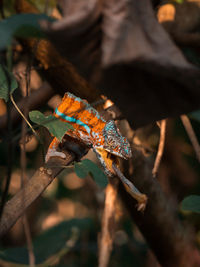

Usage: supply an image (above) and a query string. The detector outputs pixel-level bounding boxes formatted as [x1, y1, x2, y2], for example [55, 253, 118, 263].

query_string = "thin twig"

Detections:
[181, 114, 200, 162]
[0, 83, 54, 136]
[22, 215, 35, 266]
[10, 94, 40, 140]
[20, 62, 35, 266]
[152, 119, 167, 177]
[98, 178, 119, 267]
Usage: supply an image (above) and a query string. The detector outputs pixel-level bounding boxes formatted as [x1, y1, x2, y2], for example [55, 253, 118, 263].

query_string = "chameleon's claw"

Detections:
[45, 149, 66, 162]
[136, 199, 148, 212]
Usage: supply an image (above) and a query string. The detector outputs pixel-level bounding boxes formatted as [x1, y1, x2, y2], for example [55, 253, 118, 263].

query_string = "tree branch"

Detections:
[0, 151, 75, 237]
[152, 119, 167, 177]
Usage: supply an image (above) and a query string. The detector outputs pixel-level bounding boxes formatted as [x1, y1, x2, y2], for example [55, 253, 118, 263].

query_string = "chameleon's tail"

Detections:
[112, 163, 147, 212]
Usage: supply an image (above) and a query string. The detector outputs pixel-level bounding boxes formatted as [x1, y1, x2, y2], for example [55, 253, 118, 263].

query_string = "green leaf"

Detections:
[74, 161, 88, 178]
[0, 65, 18, 101]
[74, 159, 108, 188]
[26, 0, 57, 14]
[29, 110, 73, 141]
[83, 159, 108, 188]
[181, 195, 200, 213]
[0, 13, 54, 50]
[0, 218, 91, 264]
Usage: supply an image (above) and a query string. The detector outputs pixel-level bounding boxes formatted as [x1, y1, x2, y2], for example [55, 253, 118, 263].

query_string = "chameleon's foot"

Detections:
[136, 195, 148, 212]
[45, 149, 66, 162]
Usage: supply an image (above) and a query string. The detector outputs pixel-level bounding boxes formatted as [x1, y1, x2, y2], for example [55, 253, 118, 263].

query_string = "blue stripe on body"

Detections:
[67, 92, 103, 120]
[55, 108, 91, 134]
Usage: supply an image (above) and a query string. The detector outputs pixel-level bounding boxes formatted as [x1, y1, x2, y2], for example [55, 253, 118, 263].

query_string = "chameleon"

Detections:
[45, 92, 132, 176]
[45, 92, 147, 210]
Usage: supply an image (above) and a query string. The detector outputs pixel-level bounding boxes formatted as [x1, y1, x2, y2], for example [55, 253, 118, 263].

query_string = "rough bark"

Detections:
[0, 151, 75, 237]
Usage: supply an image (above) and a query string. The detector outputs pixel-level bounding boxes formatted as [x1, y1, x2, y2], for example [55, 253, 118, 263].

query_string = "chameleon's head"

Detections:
[93, 120, 132, 177]
[103, 121, 132, 159]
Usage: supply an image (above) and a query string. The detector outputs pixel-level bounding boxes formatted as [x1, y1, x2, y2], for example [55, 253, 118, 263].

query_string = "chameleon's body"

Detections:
[45, 93, 148, 211]
[46, 92, 132, 176]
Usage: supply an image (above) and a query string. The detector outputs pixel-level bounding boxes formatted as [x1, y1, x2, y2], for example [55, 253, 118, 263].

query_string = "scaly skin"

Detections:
[46, 93, 148, 211]
[46, 92, 132, 176]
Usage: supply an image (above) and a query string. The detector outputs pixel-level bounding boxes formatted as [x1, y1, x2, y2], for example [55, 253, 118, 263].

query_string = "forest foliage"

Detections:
[1, 0, 200, 267]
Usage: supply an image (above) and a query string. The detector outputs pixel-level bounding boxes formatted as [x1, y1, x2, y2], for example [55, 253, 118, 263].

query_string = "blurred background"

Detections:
[1, 0, 200, 266]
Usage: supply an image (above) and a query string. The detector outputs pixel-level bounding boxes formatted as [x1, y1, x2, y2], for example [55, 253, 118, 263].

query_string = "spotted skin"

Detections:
[46, 92, 132, 176]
